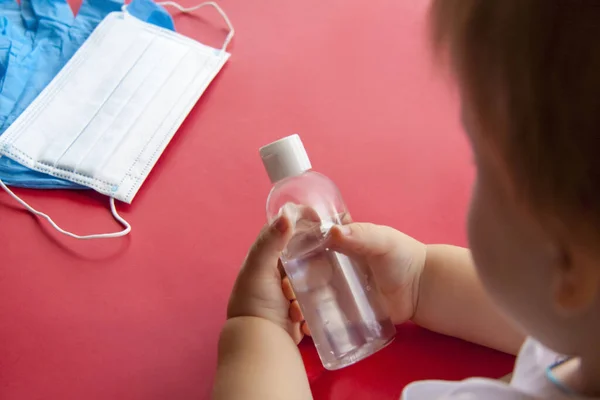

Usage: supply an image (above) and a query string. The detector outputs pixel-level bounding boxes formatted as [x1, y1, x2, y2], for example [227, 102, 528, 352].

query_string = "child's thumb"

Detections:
[330, 223, 397, 258]
[243, 214, 294, 277]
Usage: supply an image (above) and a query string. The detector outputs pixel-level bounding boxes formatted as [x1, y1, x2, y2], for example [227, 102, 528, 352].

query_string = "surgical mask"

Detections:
[0, 0, 176, 191]
[0, 1, 234, 239]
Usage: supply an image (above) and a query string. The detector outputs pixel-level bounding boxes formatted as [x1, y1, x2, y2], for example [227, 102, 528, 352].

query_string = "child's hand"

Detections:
[283, 222, 427, 333]
[227, 214, 305, 344]
[329, 223, 427, 325]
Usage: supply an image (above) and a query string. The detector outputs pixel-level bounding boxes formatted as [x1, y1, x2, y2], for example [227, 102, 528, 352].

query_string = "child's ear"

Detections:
[552, 243, 600, 316]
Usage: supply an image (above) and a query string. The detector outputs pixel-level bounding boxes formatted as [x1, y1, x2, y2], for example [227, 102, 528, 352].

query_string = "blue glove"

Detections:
[0, 0, 174, 189]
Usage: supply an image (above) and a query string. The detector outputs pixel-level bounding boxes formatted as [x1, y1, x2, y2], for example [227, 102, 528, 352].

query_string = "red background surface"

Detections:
[0, 1, 515, 399]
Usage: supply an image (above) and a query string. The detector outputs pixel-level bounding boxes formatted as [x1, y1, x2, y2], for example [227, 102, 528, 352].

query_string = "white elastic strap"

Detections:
[157, 1, 235, 52]
[0, 179, 131, 239]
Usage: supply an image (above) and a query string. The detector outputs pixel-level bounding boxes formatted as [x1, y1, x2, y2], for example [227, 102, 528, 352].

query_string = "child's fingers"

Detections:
[290, 301, 310, 337]
[289, 300, 304, 322]
[301, 321, 311, 336]
[281, 203, 321, 224]
[329, 223, 398, 258]
[282, 277, 296, 301]
[290, 321, 304, 345]
[277, 259, 286, 277]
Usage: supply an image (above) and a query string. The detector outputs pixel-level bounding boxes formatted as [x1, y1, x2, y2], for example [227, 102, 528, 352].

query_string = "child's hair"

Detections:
[430, 1, 600, 237]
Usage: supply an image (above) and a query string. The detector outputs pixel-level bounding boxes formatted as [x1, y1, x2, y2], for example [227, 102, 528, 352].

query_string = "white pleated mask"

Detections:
[0, 2, 234, 239]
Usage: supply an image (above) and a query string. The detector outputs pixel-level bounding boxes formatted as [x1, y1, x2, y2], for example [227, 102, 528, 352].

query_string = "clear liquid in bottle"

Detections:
[260, 134, 396, 370]
[282, 211, 395, 370]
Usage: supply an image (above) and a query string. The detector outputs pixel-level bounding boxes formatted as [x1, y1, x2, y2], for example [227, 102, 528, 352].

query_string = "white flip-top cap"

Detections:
[260, 134, 312, 183]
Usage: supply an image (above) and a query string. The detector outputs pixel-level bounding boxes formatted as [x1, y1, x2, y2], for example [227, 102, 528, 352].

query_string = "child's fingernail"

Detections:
[339, 225, 352, 236]
[272, 216, 288, 234]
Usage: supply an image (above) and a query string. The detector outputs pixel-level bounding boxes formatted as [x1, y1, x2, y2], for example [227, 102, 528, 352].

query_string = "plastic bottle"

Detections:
[259, 134, 396, 370]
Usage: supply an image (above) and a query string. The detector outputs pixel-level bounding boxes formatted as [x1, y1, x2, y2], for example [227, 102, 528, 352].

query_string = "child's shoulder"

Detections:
[403, 378, 528, 399]
[402, 338, 575, 400]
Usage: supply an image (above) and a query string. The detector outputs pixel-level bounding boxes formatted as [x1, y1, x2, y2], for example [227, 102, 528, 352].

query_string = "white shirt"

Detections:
[402, 338, 597, 399]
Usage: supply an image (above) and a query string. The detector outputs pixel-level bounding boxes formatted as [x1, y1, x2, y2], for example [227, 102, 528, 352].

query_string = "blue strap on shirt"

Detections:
[546, 358, 578, 396]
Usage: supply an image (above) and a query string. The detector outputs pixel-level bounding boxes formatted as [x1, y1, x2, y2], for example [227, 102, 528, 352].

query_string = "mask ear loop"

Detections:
[156, 1, 235, 52]
[0, 179, 131, 239]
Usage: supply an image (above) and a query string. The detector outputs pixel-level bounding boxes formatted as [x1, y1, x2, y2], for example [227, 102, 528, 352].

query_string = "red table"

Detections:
[0, 1, 514, 399]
